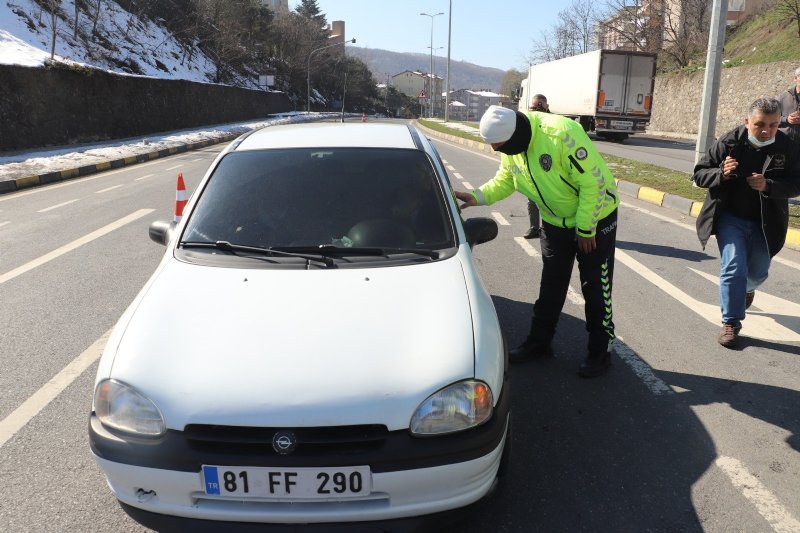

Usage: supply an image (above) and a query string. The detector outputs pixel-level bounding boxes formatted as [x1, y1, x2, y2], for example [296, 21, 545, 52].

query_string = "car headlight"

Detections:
[94, 379, 166, 437]
[410, 380, 493, 436]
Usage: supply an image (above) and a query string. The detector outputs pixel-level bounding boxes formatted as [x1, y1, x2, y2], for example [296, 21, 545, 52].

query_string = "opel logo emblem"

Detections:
[272, 430, 297, 455]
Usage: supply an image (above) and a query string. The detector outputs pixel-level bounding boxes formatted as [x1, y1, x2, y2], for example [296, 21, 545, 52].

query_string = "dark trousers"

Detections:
[527, 200, 540, 229]
[528, 210, 617, 355]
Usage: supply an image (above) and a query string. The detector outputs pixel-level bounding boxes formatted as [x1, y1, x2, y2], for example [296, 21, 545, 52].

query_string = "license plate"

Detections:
[202, 465, 371, 499]
[611, 120, 633, 128]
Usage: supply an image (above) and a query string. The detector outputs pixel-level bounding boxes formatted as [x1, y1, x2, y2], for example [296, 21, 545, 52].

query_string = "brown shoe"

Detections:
[745, 291, 755, 309]
[718, 323, 741, 348]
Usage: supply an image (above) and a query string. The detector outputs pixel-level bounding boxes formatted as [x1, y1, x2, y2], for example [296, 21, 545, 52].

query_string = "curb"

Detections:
[0, 134, 240, 195]
[414, 121, 800, 252]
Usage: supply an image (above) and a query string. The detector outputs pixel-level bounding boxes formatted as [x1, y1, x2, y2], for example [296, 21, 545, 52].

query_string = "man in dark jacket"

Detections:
[778, 67, 800, 143]
[693, 97, 800, 348]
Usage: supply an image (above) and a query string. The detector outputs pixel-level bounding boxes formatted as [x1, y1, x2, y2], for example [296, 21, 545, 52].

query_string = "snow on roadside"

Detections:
[0, 112, 345, 183]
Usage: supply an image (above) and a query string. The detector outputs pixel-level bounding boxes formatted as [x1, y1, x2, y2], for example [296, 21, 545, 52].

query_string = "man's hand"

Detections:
[577, 235, 596, 254]
[454, 190, 477, 210]
[788, 111, 800, 125]
[746, 172, 769, 192]
[722, 155, 739, 180]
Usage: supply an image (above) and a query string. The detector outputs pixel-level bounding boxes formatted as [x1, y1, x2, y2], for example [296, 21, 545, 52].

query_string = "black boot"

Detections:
[578, 351, 611, 378]
[523, 226, 541, 239]
[509, 338, 552, 363]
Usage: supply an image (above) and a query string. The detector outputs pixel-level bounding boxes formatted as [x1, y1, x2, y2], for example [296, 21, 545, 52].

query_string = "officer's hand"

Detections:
[789, 112, 800, 125]
[577, 235, 596, 254]
[746, 173, 769, 192]
[454, 190, 477, 210]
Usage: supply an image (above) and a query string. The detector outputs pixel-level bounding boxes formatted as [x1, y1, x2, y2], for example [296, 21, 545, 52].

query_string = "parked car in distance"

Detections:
[89, 121, 509, 531]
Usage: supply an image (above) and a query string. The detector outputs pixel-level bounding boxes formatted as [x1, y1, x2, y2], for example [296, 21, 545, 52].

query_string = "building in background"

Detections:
[448, 89, 502, 122]
[391, 70, 443, 116]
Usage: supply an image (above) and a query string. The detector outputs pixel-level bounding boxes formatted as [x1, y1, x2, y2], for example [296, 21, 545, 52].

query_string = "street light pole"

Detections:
[428, 45, 443, 117]
[420, 12, 443, 119]
[307, 37, 356, 113]
[445, 0, 452, 123]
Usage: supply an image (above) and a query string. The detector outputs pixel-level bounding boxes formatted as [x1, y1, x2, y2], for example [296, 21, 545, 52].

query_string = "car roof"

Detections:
[235, 122, 420, 151]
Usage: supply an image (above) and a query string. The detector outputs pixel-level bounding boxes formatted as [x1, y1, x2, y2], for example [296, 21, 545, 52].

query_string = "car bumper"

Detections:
[90, 388, 510, 525]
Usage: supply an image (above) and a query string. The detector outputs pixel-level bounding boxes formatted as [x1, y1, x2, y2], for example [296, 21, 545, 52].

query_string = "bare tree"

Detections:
[776, 0, 800, 38]
[597, 0, 659, 52]
[91, 0, 103, 35]
[658, 0, 711, 68]
[44, 0, 59, 60]
[73, 0, 79, 39]
[529, 0, 599, 64]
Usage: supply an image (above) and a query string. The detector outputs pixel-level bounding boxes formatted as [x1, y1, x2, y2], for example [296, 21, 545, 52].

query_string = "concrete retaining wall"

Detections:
[649, 59, 798, 139]
[0, 63, 290, 151]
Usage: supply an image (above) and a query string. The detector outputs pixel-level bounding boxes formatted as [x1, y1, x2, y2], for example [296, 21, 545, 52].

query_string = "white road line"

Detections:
[513, 237, 584, 305]
[453, 172, 465, 180]
[462, 181, 474, 190]
[0, 221, 10, 228]
[715, 456, 800, 533]
[688, 268, 800, 342]
[440, 159, 448, 164]
[165, 164, 182, 171]
[0, 208, 155, 285]
[491, 211, 510, 226]
[614, 336, 673, 395]
[447, 165, 456, 171]
[134, 173, 154, 181]
[190, 158, 204, 162]
[0, 158, 169, 202]
[37, 199, 78, 213]
[0, 330, 111, 448]
[620, 201, 800, 271]
[95, 185, 123, 194]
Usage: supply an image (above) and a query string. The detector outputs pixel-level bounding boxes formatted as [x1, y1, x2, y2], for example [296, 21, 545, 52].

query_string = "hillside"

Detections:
[348, 47, 506, 92]
[722, 4, 800, 67]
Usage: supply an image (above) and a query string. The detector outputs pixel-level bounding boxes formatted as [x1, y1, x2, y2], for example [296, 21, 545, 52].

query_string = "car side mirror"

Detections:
[149, 220, 175, 246]
[463, 217, 498, 247]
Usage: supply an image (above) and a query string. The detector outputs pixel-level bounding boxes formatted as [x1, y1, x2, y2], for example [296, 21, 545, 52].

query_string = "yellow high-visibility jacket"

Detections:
[471, 111, 619, 237]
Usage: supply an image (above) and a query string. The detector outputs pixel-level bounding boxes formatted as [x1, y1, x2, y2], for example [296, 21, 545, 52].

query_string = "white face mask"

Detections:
[748, 134, 775, 148]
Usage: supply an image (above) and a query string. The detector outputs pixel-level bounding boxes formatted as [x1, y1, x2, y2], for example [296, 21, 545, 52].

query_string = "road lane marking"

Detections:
[614, 336, 673, 395]
[37, 199, 78, 212]
[440, 159, 448, 164]
[446, 164, 455, 171]
[688, 268, 800, 342]
[492, 212, 510, 226]
[0, 208, 155, 285]
[716, 456, 800, 533]
[0, 330, 111, 448]
[134, 173, 154, 181]
[95, 185, 123, 194]
[165, 164, 182, 171]
[453, 172, 464, 180]
[462, 181, 474, 190]
[0, 158, 176, 202]
[0, 221, 9, 227]
[620, 201, 800, 271]
[513, 237, 584, 305]
[190, 158, 204, 162]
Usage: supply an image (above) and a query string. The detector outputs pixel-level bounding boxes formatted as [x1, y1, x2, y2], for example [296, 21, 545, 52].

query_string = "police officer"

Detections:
[455, 105, 619, 377]
[523, 94, 549, 239]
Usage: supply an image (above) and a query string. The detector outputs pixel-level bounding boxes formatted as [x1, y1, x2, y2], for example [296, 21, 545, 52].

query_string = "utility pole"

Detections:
[695, 0, 729, 164]
[421, 12, 443, 119]
[445, 0, 452, 122]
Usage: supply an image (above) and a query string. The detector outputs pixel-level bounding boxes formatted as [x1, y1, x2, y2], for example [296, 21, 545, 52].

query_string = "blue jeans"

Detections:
[716, 211, 771, 327]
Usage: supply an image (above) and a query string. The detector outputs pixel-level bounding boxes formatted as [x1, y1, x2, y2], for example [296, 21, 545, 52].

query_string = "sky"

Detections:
[289, 0, 562, 72]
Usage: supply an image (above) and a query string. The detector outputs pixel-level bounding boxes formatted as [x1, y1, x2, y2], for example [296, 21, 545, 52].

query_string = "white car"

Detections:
[89, 122, 510, 531]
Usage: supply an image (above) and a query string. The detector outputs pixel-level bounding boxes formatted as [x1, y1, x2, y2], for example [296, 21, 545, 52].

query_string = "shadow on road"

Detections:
[616, 240, 715, 263]
[442, 295, 715, 532]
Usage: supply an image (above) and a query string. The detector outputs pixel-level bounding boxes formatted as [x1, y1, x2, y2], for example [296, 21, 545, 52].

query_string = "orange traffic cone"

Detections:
[174, 173, 187, 223]
[361, 112, 366, 123]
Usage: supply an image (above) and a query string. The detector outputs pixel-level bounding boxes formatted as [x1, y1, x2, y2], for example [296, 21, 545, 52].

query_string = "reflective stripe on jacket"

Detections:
[471, 111, 618, 237]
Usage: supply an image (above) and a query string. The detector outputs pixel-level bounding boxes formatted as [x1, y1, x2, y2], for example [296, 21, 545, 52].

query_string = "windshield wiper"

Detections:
[278, 245, 439, 260]
[180, 241, 334, 267]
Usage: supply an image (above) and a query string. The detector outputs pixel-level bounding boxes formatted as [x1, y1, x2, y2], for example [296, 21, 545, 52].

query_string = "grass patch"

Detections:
[418, 119, 482, 142]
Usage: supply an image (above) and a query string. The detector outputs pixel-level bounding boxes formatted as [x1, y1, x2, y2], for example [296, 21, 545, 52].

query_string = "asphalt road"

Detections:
[0, 132, 798, 532]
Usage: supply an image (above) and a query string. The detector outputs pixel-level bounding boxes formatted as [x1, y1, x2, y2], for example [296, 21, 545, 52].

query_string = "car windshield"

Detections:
[181, 148, 455, 252]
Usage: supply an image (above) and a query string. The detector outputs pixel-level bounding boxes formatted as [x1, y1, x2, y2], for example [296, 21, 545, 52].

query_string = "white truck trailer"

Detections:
[519, 49, 657, 142]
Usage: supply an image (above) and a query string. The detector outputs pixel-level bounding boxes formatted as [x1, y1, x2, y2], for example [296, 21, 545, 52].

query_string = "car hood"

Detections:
[106, 257, 475, 431]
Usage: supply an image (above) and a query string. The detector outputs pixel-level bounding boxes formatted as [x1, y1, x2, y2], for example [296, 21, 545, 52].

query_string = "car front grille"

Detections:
[183, 424, 390, 456]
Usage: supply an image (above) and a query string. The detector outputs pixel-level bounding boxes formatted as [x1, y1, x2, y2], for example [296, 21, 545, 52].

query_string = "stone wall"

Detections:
[0, 63, 291, 151]
[648, 59, 798, 139]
